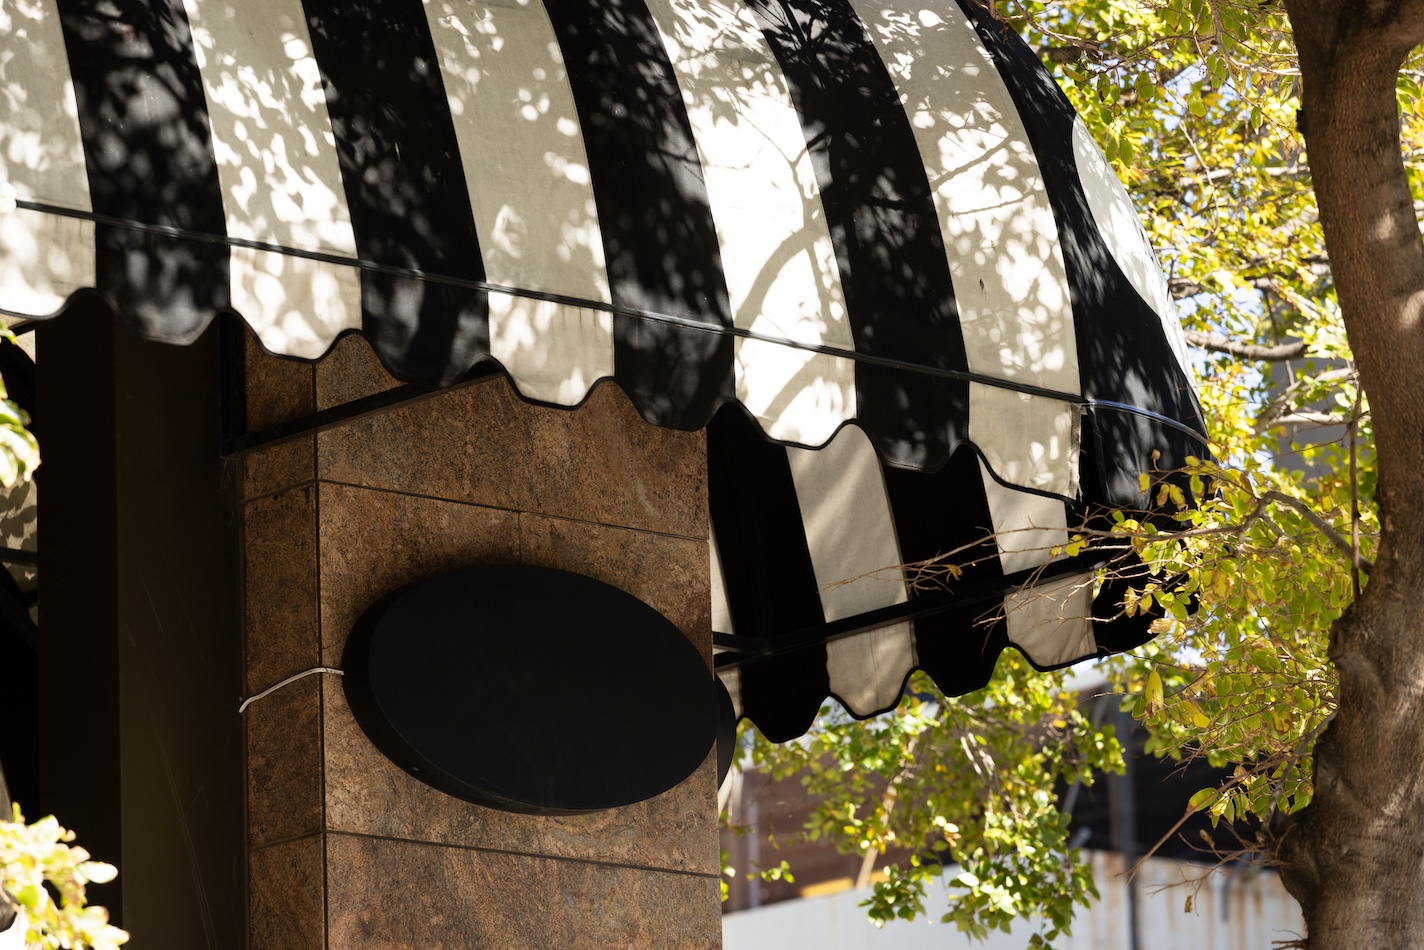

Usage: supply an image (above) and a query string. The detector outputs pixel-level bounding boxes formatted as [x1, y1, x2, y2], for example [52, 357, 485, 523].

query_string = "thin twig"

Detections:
[1263, 709, 1336, 827]
[1261, 490, 1373, 574]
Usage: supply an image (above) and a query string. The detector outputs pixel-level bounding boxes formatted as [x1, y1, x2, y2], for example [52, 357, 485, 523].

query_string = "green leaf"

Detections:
[1188, 788, 1218, 811]
[1145, 669, 1164, 714]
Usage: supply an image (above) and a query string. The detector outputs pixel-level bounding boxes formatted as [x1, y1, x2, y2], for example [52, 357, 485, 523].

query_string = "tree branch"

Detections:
[1040, 46, 1084, 64]
[1270, 410, 1362, 428]
[1262, 490, 1374, 575]
[1184, 330, 1308, 361]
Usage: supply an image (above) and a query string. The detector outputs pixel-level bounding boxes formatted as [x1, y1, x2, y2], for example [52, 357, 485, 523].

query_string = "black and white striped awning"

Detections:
[1, 0, 1205, 741]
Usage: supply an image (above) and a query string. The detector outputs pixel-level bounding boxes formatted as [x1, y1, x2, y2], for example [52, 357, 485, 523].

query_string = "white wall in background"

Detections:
[723, 852, 1304, 950]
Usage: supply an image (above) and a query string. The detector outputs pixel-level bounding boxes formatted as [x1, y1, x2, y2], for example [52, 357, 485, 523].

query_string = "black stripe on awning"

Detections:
[957, 0, 1204, 499]
[57, 0, 229, 336]
[304, 0, 490, 381]
[745, 0, 970, 470]
[546, 0, 737, 427]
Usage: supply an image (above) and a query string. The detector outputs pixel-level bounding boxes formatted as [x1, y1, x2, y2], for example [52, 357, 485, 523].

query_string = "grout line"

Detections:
[314, 475, 328, 837]
[313, 478, 711, 544]
[236, 480, 253, 949]
[313, 365, 331, 950]
[249, 830, 325, 853]
[322, 829, 721, 880]
[242, 476, 320, 506]
[322, 831, 330, 950]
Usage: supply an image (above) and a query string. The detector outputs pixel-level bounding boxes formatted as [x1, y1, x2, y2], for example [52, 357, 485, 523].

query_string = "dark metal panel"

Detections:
[36, 299, 243, 946]
[36, 298, 124, 918]
[113, 312, 243, 950]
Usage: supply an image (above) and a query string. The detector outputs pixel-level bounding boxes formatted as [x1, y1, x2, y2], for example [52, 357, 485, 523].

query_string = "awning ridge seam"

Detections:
[10, 197, 1207, 447]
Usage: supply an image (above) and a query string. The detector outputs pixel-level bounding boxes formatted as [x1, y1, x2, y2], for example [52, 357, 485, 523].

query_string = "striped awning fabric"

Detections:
[1, 0, 1206, 741]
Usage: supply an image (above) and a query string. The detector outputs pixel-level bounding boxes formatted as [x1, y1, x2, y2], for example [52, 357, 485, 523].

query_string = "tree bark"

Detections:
[1274, 4, 1424, 946]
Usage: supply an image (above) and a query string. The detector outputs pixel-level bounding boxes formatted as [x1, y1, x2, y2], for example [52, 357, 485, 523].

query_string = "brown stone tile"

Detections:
[244, 333, 314, 429]
[524, 381, 708, 539]
[316, 376, 708, 538]
[314, 332, 403, 409]
[241, 437, 315, 501]
[249, 835, 324, 950]
[519, 514, 713, 663]
[315, 482, 521, 663]
[316, 375, 539, 514]
[325, 833, 721, 950]
[321, 673, 721, 875]
[244, 486, 319, 694]
[247, 676, 323, 846]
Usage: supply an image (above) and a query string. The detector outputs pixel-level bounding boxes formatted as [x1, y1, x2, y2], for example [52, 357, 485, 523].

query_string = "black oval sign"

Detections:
[343, 565, 718, 814]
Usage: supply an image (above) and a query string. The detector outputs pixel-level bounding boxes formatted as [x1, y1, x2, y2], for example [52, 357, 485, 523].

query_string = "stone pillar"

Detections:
[240, 334, 721, 948]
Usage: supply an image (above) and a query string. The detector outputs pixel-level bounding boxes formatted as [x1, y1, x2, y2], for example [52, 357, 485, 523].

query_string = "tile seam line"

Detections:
[322, 828, 722, 879]
[314, 422, 330, 950]
[241, 476, 320, 506]
[312, 477, 711, 543]
[248, 829, 325, 853]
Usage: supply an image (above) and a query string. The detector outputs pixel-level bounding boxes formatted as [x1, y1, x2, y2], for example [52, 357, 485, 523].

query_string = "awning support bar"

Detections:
[221, 367, 501, 458]
[713, 564, 1097, 671]
[714, 589, 972, 670]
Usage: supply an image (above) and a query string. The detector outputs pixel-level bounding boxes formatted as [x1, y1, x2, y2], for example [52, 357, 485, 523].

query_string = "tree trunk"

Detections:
[1275, 4, 1424, 946]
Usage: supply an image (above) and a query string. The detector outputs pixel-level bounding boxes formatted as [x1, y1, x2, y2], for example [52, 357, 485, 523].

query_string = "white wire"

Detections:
[237, 667, 344, 714]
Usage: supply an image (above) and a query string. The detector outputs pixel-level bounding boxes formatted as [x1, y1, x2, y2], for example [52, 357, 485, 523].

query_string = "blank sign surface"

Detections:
[343, 565, 718, 813]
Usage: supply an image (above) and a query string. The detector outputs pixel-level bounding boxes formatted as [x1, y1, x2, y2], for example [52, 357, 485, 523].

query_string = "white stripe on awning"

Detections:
[425, 0, 616, 405]
[788, 425, 914, 716]
[0, 209, 93, 319]
[787, 427, 908, 623]
[1003, 571, 1097, 668]
[0, 0, 95, 315]
[826, 625, 918, 716]
[852, 0, 1081, 495]
[978, 458, 1068, 576]
[647, 0, 856, 446]
[969, 384, 1080, 499]
[181, 0, 362, 357]
[710, 521, 734, 637]
[1071, 116, 1194, 384]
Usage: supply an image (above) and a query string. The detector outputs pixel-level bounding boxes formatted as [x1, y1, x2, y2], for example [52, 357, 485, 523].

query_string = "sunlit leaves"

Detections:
[1009, 0, 1367, 849]
[0, 804, 129, 950]
[734, 658, 1120, 947]
[1011, 0, 1323, 388]
[0, 198, 38, 489]
[0, 394, 38, 489]
[1108, 457, 1349, 831]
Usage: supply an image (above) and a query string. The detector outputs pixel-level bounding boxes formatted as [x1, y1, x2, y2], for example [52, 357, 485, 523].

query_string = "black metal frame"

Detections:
[218, 318, 503, 458]
[13, 199, 1214, 452]
[224, 380, 454, 456]
[712, 560, 1107, 670]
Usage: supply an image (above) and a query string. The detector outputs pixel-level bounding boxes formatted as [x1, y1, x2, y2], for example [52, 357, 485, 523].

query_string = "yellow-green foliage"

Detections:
[0, 806, 128, 950]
